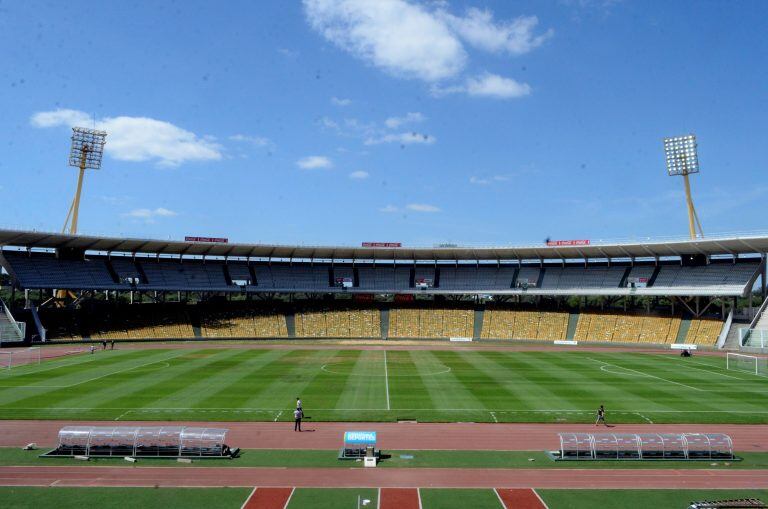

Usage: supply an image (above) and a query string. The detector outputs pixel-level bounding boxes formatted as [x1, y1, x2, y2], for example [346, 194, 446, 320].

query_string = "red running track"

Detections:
[496, 488, 547, 509]
[1, 466, 767, 489]
[380, 488, 420, 509]
[3, 421, 768, 451]
[242, 487, 293, 509]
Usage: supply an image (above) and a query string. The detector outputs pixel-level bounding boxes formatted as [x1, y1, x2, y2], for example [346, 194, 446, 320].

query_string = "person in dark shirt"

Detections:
[595, 405, 607, 426]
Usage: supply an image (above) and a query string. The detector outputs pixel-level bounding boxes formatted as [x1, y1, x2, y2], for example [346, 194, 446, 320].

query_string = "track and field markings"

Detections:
[635, 412, 653, 424]
[585, 357, 705, 392]
[384, 350, 391, 411]
[377, 488, 381, 509]
[274, 410, 283, 422]
[241, 487, 258, 509]
[417, 488, 423, 509]
[113, 409, 132, 421]
[533, 489, 549, 509]
[283, 488, 295, 509]
[494, 488, 507, 508]
[490, 411, 498, 423]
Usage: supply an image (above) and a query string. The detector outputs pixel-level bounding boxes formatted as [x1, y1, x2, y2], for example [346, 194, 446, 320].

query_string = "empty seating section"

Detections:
[268, 265, 329, 289]
[541, 267, 625, 290]
[90, 306, 194, 340]
[388, 308, 473, 338]
[516, 267, 540, 287]
[227, 264, 253, 285]
[481, 309, 567, 340]
[200, 308, 287, 338]
[3, 252, 116, 289]
[294, 308, 380, 338]
[685, 318, 723, 345]
[574, 312, 681, 344]
[1, 252, 758, 295]
[110, 258, 143, 283]
[653, 263, 758, 292]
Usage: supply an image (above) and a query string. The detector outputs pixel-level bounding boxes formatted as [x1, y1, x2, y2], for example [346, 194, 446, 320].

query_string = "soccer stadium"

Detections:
[3, 2, 768, 509]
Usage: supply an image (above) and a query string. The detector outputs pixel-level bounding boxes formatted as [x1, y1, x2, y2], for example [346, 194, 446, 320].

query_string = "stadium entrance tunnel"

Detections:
[41, 426, 239, 459]
[552, 432, 735, 461]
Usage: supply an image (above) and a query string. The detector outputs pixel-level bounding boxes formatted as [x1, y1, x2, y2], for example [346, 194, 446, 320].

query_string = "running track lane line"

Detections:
[379, 488, 420, 509]
[496, 488, 548, 509]
[242, 487, 294, 509]
[3, 467, 768, 489]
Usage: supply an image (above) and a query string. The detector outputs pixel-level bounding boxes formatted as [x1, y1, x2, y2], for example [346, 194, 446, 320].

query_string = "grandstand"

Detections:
[0, 228, 766, 347]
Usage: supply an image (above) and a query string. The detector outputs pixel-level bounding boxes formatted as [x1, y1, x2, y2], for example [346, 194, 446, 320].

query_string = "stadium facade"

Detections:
[0, 228, 767, 348]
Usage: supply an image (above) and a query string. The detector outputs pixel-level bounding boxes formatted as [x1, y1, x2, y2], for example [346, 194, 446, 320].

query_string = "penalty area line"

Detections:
[586, 356, 705, 392]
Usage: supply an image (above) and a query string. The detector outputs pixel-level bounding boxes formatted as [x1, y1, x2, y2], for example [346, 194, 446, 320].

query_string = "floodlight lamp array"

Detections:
[663, 134, 699, 176]
[68, 127, 107, 170]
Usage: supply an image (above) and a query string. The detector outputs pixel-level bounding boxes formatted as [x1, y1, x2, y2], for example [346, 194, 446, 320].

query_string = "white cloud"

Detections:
[406, 203, 441, 213]
[31, 108, 222, 167]
[470, 175, 510, 185]
[467, 73, 531, 98]
[297, 155, 333, 169]
[379, 204, 399, 213]
[349, 170, 369, 179]
[277, 48, 299, 58]
[303, 0, 466, 81]
[384, 112, 425, 129]
[230, 134, 274, 149]
[439, 8, 553, 55]
[121, 207, 178, 223]
[365, 132, 435, 145]
[331, 96, 352, 106]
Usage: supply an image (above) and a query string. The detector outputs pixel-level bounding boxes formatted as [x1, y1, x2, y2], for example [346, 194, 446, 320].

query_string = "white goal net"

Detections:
[726, 352, 768, 377]
[0, 347, 41, 370]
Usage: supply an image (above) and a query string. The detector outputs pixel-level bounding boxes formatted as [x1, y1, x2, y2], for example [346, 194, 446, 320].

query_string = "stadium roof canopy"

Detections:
[1, 228, 767, 261]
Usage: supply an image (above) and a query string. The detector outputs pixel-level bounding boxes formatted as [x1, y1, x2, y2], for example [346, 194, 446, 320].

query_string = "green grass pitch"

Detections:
[0, 347, 766, 423]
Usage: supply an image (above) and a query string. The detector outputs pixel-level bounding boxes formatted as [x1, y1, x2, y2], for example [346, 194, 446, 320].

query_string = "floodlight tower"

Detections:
[663, 134, 703, 239]
[62, 127, 107, 235]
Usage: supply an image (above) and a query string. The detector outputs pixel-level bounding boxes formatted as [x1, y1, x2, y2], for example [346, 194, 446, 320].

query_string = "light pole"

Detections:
[63, 127, 107, 235]
[663, 134, 703, 239]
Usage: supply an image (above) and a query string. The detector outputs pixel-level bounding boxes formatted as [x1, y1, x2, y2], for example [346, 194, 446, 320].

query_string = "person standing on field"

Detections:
[595, 404, 607, 426]
[294, 407, 303, 432]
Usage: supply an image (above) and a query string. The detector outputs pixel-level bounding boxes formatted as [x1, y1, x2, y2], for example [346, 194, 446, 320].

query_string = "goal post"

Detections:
[727, 352, 767, 376]
[0, 347, 41, 370]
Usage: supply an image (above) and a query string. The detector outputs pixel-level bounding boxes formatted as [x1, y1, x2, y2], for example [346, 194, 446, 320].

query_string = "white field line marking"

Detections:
[240, 487, 258, 509]
[9, 406, 768, 414]
[273, 410, 283, 422]
[417, 488, 423, 509]
[282, 487, 295, 509]
[377, 488, 381, 509]
[490, 411, 498, 423]
[0, 354, 99, 379]
[49, 480, 61, 487]
[494, 488, 508, 509]
[586, 357, 705, 392]
[114, 409, 132, 421]
[532, 489, 549, 509]
[384, 350, 390, 411]
[651, 355, 753, 381]
[0, 357, 179, 389]
[635, 412, 653, 424]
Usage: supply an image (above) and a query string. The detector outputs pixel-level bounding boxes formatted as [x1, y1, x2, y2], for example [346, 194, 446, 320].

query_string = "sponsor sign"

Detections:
[335, 277, 353, 288]
[546, 239, 590, 246]
[185, 236, 228, 243]
[554, 340, 578, 346]
[415, 278, 433, 289]
[362, 242, 402, 248]
[671, 344, 698, 350]
[344, 431, 377, 444]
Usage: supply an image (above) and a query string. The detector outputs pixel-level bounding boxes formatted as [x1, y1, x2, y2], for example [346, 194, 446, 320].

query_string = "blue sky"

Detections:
[1, 0, 766, 247]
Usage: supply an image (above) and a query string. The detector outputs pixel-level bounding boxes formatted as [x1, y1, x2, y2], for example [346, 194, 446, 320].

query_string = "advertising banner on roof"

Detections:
[362, 242, 401, 248]
[185, 236, 228, 243]
[546, 239, 590, 246]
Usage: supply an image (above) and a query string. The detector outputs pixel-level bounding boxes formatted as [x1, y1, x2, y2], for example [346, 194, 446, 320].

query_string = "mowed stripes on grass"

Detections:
[0, 348, 766, 423]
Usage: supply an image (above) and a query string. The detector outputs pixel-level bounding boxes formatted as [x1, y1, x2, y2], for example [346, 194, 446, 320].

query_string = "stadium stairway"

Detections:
[676, 319, 692, 343]
[473, 308, 484, 339]
[566, 313, 579, 340]
[724, 320, 749, 349]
